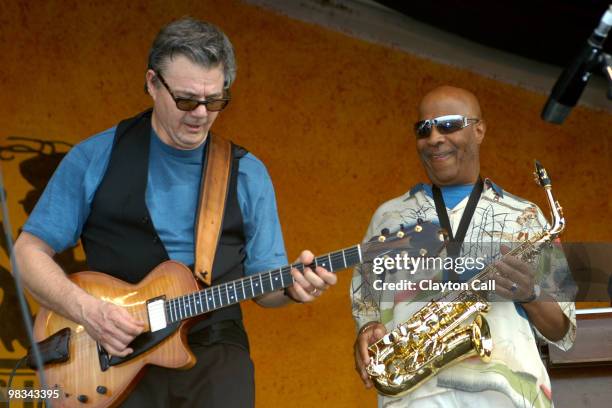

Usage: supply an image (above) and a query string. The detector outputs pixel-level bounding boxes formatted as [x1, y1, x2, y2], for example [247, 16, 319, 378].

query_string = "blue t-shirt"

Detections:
[422, 184, 475, 209]
[23, 127, 288, 276]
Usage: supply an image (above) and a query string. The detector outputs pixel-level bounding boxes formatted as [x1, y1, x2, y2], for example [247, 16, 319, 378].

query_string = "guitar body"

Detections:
[33, 261, 202, 408]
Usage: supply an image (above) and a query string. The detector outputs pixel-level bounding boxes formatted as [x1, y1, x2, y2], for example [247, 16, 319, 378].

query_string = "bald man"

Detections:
[351, 86, 575, 407]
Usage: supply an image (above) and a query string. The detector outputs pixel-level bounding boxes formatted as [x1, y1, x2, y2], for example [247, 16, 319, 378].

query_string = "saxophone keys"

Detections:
[388, 359, 404, 375]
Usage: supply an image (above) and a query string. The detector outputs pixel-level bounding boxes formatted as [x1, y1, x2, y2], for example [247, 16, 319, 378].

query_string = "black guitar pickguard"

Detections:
[99, 321, 181, 371]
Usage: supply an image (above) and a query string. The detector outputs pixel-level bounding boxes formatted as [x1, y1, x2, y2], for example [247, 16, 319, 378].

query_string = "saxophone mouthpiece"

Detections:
[534, 160, 551, 188]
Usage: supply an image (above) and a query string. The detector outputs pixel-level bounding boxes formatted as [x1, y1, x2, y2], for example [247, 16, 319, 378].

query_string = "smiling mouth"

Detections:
[428, 151, 454, 161]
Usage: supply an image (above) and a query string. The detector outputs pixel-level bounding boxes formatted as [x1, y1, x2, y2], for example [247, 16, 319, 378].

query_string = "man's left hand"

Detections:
[494, 245, 537, 302]
[285, 250, 337, 303]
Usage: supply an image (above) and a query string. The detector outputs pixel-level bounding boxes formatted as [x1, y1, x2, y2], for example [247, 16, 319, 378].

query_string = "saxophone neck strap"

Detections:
[432, 177, 484, 261]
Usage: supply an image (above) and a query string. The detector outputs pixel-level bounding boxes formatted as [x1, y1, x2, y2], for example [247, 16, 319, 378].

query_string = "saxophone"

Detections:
[365, 161, 566, 397]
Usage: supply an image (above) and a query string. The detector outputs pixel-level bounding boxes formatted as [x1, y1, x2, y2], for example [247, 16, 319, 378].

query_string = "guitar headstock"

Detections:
[360, 221, 447, 264]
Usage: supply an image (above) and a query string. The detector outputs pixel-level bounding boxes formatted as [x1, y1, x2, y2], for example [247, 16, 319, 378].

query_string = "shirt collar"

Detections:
[408, 178, 504, 198]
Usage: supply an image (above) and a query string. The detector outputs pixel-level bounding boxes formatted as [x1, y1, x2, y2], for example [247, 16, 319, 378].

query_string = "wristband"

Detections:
[518, 284, 541, 304]
[358, 321, 380, 336]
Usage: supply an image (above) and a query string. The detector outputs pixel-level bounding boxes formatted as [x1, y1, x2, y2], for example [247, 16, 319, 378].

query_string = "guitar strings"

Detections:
[165, 247, 361, 319]
[63, 246, 363, 347]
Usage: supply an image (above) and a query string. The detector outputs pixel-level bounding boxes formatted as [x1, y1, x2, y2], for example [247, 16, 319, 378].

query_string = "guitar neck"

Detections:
[164, 244, 363, 324]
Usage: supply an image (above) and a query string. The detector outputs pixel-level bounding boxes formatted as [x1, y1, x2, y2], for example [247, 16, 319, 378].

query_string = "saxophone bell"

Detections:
[368, 313, 493, 397]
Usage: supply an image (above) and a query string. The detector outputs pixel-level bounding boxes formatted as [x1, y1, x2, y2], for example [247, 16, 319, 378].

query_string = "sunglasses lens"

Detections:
[414, 121, 432, 138]
[436, 118, 464, 134]
[176, 99, 199, 111]
[206, 99, 229, 112]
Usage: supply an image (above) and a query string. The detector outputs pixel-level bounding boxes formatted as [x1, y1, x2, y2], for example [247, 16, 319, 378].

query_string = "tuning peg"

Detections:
[378, 235, 386, 242]
[381, 228, 390, 235]
[438, 229, 448, 241]
[415, 225, 423, 232]
[397, 230, 405, 238]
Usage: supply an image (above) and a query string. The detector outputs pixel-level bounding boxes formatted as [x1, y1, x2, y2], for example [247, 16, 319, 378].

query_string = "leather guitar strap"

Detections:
[194, 134, 232, 286]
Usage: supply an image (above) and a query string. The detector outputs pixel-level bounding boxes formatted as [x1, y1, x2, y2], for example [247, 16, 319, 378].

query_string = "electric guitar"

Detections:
[32, 222, 446, 407]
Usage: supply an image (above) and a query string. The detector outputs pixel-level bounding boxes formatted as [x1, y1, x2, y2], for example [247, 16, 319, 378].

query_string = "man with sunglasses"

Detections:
[13, 18, 336, 407]
[352, 86, 575, 407]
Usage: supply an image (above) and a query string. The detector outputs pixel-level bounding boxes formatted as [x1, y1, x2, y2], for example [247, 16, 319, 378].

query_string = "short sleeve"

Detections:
[237, 153, 288, 275]
[22, 128, 115, 252]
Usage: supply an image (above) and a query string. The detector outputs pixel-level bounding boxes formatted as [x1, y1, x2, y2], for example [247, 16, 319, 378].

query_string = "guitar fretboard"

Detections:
[164, 245, 362, 324]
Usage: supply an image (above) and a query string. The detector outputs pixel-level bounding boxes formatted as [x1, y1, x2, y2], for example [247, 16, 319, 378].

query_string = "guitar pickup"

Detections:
[147, 296, 167, 332]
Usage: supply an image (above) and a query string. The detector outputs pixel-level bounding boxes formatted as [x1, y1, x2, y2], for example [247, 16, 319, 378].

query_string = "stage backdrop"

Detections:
[0, 1, 610, 407]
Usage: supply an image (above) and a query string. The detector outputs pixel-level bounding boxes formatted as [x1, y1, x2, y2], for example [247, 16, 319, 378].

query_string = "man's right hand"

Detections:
[13, 232, 144, 357]
[354, 322, 387, 388]
[78, 294, 144, 357]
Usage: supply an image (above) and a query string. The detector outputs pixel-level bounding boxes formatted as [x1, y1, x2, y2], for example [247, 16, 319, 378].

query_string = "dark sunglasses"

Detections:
[414, 115, 479, 138]
[155, 72, 231, 112]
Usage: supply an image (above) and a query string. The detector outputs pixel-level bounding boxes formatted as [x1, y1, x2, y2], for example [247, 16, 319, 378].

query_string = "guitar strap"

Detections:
[194, 133, 232, 286]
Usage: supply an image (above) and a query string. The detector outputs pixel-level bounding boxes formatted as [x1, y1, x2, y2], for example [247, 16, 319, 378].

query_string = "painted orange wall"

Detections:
[0, 1, 610, 407]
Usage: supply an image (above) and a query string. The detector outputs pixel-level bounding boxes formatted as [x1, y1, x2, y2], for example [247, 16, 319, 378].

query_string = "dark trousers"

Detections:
[120, 320, 254, 408]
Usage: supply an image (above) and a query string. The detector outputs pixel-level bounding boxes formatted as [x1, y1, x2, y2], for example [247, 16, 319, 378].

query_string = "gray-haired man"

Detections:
[14, 18, 336, 407]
